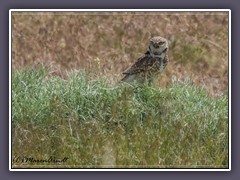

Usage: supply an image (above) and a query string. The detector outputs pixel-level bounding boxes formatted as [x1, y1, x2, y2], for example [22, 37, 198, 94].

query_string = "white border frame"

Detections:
[9, 9, 231, 171]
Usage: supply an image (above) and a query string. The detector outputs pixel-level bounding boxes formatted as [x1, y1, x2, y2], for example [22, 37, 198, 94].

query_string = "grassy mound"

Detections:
[12, 68, 228, 168]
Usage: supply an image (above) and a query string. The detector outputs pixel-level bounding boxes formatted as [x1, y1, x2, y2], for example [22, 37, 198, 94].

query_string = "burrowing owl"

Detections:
[121, 36, 169, 85]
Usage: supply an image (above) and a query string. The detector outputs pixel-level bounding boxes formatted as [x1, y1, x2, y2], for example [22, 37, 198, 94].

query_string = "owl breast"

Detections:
[154, 53, 166, 72]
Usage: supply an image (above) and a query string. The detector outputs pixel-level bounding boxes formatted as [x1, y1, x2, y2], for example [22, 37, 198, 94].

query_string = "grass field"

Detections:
[12, 67, 228, 168]
[12, 11, 229, 96]
[11, 11, 229, 169]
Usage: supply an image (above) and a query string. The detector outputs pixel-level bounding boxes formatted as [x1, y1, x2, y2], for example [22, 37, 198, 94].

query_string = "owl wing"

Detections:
[123, 51, 159, 75]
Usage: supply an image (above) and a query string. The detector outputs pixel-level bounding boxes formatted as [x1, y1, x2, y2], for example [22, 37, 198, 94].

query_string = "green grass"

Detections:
[12, 67, 229, 168]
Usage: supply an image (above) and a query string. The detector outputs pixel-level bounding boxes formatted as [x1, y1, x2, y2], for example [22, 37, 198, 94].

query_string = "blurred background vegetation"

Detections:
[12, 11, 229, 96]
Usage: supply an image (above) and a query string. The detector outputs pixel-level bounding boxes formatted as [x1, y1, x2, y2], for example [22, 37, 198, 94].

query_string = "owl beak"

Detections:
[153, 43, 159, 48]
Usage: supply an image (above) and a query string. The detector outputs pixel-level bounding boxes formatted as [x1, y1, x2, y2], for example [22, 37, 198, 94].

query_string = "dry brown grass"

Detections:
[12, 11, 229, 96]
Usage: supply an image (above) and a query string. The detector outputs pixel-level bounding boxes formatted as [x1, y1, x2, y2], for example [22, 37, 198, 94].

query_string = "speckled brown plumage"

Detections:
[121, 36, 169, 84]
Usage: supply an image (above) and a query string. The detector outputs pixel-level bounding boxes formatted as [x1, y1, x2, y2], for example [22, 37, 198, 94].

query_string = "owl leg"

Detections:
[148, 78, 154, 86]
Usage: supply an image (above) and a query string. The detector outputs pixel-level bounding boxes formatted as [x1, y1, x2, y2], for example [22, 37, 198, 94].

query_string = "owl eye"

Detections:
[159, 41, 165, 45]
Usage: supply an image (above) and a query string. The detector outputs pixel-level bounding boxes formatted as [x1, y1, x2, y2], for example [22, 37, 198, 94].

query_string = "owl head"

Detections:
[149, 36, 168, 55]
